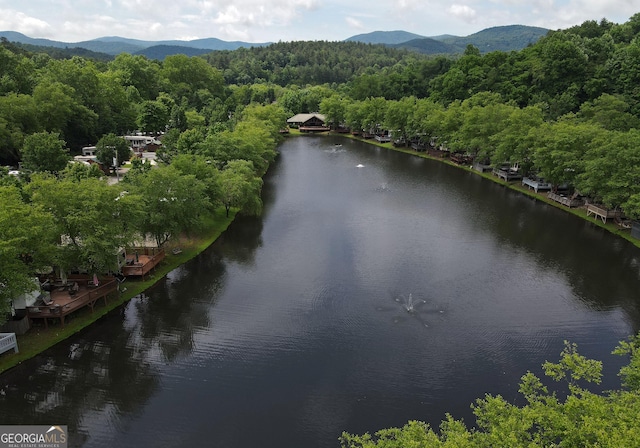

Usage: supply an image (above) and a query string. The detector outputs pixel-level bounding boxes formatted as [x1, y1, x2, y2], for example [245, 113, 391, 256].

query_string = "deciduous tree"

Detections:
[20, 131, 70, 173]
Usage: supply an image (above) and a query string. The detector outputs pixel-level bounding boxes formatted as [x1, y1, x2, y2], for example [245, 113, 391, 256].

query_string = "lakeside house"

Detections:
[124, 135, 162, 154]
[286, 113, 329, 132]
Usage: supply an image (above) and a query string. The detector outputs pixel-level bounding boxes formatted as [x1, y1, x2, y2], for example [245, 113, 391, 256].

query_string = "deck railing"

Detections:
[586, 203, 621, 223]
[26, 278, 118, 326]
[0, 333, 19, 355]
[548, 192, 584, 208]
[122, 247, 165, 277]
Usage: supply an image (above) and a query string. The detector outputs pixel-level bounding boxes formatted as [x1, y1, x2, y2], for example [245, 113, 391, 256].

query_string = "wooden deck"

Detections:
[522, 177, 552, 193]
[299, 126, 330, 133]
[493, 167, 522, 181]
[27, 277, 118, 328]
[473, 162, 492, 173]
[121, 247, 165, 278]
[586, 204, 622, 223]
[547, 192, 584, 208]
[450, 153, 473, 166]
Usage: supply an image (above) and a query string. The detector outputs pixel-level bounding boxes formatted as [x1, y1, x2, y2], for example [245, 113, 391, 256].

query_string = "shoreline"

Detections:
[310, 130, 640, 250]
[2, 131, 638, 373]
[0, 208, 237, 374]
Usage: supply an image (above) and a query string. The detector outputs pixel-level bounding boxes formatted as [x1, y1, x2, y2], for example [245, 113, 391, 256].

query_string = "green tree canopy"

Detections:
[20, 131, 70, 173]
[27, 174, 141, 274]
[0, 185, 56, 322]
[125, 165, 210, 246]
[95, 133, 132, 168]
[217, 159, 263, 217]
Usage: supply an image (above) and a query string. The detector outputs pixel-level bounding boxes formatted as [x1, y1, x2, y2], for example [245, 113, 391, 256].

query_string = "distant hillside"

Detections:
[347, 25, 549, 54]
[72, 39, 146, 55]
[135, 45, 212, 60]
[0, 25, 549, 58]
[440, 25, 549, 53]
[13, 42, 113, 61]
[0, 31, 270, 56]
[392, 37, 460, 55]
[0, 31, 72, 49]
[345, 30, 427, 45]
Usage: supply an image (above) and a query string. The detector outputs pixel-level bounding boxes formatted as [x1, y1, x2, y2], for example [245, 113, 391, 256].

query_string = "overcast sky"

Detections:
[0, 0, 639, 43]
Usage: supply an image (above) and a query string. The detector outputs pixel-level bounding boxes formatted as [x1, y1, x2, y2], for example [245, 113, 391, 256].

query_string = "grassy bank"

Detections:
[0, 207, 237, 374]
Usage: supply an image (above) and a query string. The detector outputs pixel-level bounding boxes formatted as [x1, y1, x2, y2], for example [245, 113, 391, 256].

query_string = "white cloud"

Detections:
[346, 17, 365, 30]
[0, 9, 53, 36]
[448, 4, 477, 22]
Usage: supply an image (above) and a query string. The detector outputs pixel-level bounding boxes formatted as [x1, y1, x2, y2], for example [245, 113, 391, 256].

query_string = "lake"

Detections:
[1, 136, 640, 447]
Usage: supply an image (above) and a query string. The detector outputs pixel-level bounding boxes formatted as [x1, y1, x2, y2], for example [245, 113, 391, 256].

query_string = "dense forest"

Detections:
[2, 12, 640, 445]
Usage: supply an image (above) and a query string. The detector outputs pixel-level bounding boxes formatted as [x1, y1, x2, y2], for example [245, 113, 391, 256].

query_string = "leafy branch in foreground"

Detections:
[340, 335, 640, 447]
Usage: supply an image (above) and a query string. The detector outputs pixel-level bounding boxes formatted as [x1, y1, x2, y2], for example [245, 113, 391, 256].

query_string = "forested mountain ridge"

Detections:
[0, 25, 547, 59]
[0, 31, 271, 56]
[203, 40, 422, 86]
[437, 25, 550, 53]
[345, 30, 428, 44]
[359, 25, 549, 54]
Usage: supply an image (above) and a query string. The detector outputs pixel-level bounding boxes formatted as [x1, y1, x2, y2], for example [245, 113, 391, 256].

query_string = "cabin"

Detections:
[123, 135, 162, 154]
[74, 146, 99, 165]
[82, 146, 97, 157]
[286, 114, 329, 132]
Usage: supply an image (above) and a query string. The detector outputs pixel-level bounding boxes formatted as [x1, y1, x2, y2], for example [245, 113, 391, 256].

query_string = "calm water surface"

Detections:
[2, 136, 640, 447]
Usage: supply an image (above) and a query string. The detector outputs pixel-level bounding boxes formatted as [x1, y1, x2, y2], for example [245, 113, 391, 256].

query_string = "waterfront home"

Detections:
[286, 114, 329, 132]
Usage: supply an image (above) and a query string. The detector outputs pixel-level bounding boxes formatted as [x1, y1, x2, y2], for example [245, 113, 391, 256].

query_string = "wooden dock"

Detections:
[27, 277, 118, 328]
[121, 247, 165, 278]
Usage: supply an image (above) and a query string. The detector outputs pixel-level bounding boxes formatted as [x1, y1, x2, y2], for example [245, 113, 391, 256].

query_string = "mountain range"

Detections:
[0, 25, 550, 60]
